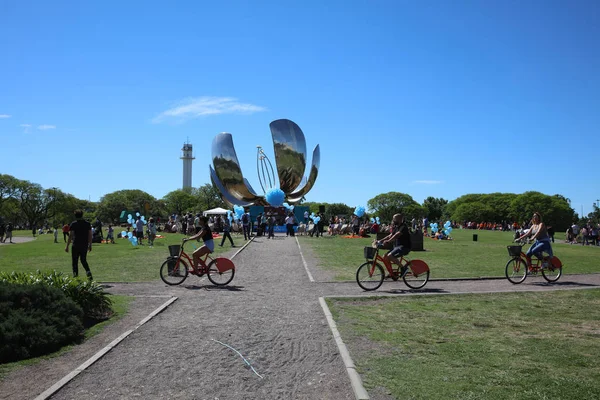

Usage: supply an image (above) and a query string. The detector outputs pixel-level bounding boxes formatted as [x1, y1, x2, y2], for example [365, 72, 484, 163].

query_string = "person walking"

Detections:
[65, 210, 93, 280]
[62, 223, 70, 242]
[242, 210, 251, 240]
[5, 222, 13, 243]
[219, 216, 235, 247]
[285, 213, 295, 237]
[106, 224, 115, 244]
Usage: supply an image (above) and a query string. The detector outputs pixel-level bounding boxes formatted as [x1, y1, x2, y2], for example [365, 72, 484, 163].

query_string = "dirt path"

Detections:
[0, 236, 36, 245]
[3, 234, 600, 399]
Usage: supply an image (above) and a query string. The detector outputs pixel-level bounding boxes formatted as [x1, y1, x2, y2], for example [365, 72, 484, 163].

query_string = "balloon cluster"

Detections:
[443, 221, 453, 236]
[369, 217, 381, 224]
[226, 210, 233, 222]
[265, 188, 285, 207]
[120, 230, 138, 246]
[282, 202, 294, 212]
[233, 205, 245, 221]
[310, 213, 321, 224]
[127, 212, 146, 227]
[430, 222, 439, 233]
[354, 206, 365, 217]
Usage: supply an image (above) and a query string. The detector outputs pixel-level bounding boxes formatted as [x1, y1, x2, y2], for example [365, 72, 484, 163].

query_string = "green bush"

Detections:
[0, 271, 113, 320]
[0, 282, 84, 363]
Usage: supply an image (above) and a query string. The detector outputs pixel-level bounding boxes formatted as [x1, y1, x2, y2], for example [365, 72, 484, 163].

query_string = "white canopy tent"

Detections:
[202, 207, 230, 216]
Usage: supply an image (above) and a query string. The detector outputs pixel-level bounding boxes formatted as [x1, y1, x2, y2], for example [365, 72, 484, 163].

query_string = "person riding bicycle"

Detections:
[380, 213, 412, 271]
[516, 212, 553, 266]
[183, 216, 214, 269]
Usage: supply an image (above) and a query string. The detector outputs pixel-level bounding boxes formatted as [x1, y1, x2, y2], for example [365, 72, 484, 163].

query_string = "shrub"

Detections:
[0, 271, 113, 320]
[0, 282, 84, 363]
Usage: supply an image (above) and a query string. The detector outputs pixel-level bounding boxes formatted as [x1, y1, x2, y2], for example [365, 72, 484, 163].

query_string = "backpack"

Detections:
[242, 214, 249, 224]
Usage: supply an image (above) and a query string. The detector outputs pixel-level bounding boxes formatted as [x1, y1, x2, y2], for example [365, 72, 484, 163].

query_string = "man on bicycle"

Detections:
[516, 212, 553, 266]
[381, 213, 412, 270]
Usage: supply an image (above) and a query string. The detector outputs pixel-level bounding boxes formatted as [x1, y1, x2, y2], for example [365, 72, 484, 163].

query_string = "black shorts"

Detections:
[388, 246, 410, 258]
[136, 231, 144, 239]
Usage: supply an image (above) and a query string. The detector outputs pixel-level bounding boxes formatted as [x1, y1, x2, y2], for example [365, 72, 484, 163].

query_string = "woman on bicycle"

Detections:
[516, 212, 553, 265]
[183, 216, 214, 268]
[380, 213, 412, 268]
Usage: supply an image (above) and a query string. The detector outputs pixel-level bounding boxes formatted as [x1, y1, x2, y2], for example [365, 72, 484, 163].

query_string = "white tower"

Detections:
[181, 142, 195, 189]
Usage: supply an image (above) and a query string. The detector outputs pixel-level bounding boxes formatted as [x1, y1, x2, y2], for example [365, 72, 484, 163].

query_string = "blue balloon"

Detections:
[127, 214, 132, 219]
[444, 229, 449, 235]
[447, 227, 453, 233]
[136, 212, 140, 217]
[370, 218, 375, 223]
[265, 188, 285, 207]
[376, 217, 380, 224]
[354, 206, 365, 217]
[130, 236, 138, 246]
[127, 232, 133, 238]
[313, 216, 320, 224]
[121, 230, 127, 237]
[234, 205, 244, 219]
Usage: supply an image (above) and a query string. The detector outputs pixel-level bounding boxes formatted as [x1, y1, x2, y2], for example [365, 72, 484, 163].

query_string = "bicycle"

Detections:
[356, 242, 430, 291]
[159, 240, 235, 286]
[505, 244, 562, 284]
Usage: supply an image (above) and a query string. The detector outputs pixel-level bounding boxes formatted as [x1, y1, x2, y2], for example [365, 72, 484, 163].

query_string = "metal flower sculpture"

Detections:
[209, 119, 320, 206]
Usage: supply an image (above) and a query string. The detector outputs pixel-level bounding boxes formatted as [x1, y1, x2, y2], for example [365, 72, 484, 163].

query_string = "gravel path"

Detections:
[4, 234, 600, 399]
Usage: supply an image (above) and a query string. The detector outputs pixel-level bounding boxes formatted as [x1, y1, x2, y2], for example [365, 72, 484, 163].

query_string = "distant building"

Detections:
[181, 142, 195, 189]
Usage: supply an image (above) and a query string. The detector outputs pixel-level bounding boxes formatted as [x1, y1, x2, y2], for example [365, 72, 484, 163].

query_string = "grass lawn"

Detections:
[0, 294, 134, 380]
[300, 229, 600, 280]
[0, 230, 247, 282]
[327, 289, 600, 399]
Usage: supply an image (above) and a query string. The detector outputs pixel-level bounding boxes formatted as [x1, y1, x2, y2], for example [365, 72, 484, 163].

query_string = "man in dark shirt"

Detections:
[65, 209, 93, 280]
[381, 213, 412, 268]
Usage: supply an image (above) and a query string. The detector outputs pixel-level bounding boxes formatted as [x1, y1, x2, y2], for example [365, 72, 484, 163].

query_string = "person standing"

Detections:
[285, 213, 294, 237]
[219, 216, 235, 247]
[0, 223, 5, 243]
[267, 213, 275, 239]
[194, 213, 201, 234]
[136, 216, 145, 245]
[147, 218, 157, 247]
[304, 210, 309, 224]
[53, 226, 59, 243]
[65, 210, 93, 280]
[106, 224, 115, 244]
[62, 223, 70, 242]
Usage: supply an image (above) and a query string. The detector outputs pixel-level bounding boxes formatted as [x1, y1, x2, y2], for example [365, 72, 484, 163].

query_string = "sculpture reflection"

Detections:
[209, 119, 320, 206]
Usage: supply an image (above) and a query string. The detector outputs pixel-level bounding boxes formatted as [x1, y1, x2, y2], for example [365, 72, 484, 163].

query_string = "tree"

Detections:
[162, 189, 196, 216]
[194, 184, 226, 211]
[510, 191, 575, 231]
[367, 192, 423, 223]
[0, 174, 21, 212]
[17, 181, 58, 229]
[422, 197, 448, 221]
[96, 190, 159, 223]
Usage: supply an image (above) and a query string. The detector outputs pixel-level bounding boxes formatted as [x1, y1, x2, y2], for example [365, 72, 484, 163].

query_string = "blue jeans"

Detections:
[526, 240, 553, 259]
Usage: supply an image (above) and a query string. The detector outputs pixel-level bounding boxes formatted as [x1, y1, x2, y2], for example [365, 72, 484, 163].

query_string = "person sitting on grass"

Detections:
[183, 216, 214, 269]
[380, 213, 412, 271]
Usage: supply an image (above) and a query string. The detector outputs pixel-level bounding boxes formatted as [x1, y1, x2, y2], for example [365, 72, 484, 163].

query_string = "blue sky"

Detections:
[1, 0, 599, 216]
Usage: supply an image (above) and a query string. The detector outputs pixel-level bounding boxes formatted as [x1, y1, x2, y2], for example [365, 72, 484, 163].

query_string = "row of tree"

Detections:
[1, 173, 590, 232]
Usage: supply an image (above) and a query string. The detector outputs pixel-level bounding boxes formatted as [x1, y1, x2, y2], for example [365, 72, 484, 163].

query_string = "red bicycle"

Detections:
[356, 242, 430, 290]
[505, 244, 562, 284]
[160, 240, 235, 286]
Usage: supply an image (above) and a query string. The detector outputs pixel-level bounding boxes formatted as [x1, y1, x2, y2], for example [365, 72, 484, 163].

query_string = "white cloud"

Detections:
[38, 124, 56, 130]
[0, 114, 11, 119]
[413, 180, 443, 184]
[153, 96, 267, 123]
[19, 123, 32, 133]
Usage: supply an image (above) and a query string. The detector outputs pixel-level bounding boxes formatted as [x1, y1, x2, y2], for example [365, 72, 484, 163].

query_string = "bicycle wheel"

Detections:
[207, 258, 235, 286]
[505, 257, 527, 284]
[356, 261, 385, 291]
[542, 257, 562, 282]
[403, 260, 430, 289]
[160, 257, 189, 285]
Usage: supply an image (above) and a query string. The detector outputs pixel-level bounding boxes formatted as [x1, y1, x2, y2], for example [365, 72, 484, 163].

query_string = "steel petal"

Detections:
[269, 119, 307, 193]
[287, 144, 320, 204]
